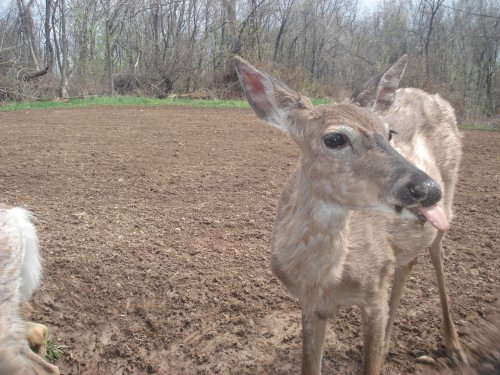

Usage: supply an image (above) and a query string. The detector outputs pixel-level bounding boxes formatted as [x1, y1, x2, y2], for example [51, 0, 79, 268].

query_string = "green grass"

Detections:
[0, 96, 330, 112]
[458, 123, 499, 132]
[45, 339, 65, 363]
[0, 96, 248, 111]
[4, 96, 499, 132]
[311, 98, 330, 105]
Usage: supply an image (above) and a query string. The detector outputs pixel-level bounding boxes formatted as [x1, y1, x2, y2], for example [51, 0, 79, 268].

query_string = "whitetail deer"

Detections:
[234, 56, 465, 375]
[351, 58, 466, 367]
[0, 205, 59, 375]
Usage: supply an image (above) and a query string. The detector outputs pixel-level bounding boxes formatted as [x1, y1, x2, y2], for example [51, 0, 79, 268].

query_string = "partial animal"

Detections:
[0, 205, 59, 375]
[351, 57, 466, 366]
[234, 55, 464, 375]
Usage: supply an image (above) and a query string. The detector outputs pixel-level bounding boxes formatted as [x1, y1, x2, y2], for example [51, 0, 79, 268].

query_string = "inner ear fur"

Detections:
[234, 55, 313, 131]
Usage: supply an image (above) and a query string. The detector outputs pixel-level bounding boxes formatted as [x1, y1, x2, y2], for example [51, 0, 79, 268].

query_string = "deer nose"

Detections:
[406, 179, 442, 207]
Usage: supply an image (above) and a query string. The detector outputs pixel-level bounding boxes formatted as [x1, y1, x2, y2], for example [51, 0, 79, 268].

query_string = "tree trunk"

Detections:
[105, 18, 114, 95]
[422, 0, 443, 88]
[59, 0, 68, 98]
[22, 0, 54, 81]
[221, 0, 239, 84]
[16, 0, 40, 70]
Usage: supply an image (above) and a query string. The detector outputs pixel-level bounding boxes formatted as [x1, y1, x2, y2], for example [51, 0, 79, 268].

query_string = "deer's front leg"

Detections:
[384, 257, 418, 356]
[428, 232, 468, 365]
[301, 309, 327, 375]
[361, 299, 388, 375]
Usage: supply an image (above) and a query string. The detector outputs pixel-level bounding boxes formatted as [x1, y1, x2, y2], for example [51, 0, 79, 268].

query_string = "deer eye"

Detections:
[389, 129, 397, 142]
[323, 133, 349, 149]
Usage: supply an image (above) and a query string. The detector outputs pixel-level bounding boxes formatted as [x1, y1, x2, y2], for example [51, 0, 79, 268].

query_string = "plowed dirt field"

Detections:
[1, 106, 498, 374]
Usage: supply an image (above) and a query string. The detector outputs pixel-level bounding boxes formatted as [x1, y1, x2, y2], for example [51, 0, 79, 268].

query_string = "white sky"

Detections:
[359, 0, 380, 11]
[0, 0, 381, 16]
[0, 0, 10, 15]
[0, 0, 385, 20]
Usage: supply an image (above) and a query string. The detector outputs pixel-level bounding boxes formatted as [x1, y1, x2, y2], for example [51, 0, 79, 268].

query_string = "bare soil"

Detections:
[0, 106, 498, 375]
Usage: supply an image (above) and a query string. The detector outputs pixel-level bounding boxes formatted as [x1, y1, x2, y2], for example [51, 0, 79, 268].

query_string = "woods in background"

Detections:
[0, 0, 498, 121]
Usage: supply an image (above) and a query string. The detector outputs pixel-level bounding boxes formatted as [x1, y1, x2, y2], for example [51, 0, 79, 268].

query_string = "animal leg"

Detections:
[428, 232, 468, 365]
[384, 258, 418, 356]
[301, 310, 327, 375]
[362, 300, 388, 375]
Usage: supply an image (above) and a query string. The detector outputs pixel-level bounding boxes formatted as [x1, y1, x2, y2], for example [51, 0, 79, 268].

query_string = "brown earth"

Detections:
[0, 106, 498, 375]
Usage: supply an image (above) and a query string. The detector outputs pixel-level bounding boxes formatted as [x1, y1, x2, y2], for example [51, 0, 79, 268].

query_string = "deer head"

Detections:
[234, 56, 449, 231]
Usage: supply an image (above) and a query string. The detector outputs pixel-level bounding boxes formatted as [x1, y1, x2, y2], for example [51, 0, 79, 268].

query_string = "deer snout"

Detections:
[403, 176, 442, 207]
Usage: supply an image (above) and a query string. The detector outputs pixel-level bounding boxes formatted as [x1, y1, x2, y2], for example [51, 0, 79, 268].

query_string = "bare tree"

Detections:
[420, 0, 445, 86]
[20, 0, 54, 81]
[0, 0, 497, 119]
[53, 0, 69, 98]
[273, 0, 295, 62]
[16, 0, 40, 71]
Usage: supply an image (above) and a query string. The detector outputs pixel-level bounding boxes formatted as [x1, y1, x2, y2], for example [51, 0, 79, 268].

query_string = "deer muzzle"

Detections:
[392, 172, 449, 231]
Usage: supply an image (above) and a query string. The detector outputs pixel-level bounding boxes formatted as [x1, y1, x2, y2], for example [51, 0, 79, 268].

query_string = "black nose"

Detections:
[406, 179, 442, 206]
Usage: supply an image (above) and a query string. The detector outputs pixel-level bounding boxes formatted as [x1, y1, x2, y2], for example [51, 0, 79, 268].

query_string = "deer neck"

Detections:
[297, 162, 351, 228]
[271, 164, 352, 299]
[293, 167, 351, 268]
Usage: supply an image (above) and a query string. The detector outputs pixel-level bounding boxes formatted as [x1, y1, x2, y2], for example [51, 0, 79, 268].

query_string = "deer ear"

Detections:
[234, 56, 313, 133]
[352, 55, 408, 113]
[374, 55, 408, 113]
[351, 73, 382, 108]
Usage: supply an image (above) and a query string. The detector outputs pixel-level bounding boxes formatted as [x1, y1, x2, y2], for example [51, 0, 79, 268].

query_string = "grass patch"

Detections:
[0, 96, 248, 111]
[0, 95, 330, 112]
[458, 123, 499, 132]
[45, 340, 65, 363]
[311, 98, 331, 106]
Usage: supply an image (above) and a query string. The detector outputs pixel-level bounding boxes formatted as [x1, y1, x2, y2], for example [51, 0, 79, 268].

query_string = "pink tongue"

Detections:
[416, 204, 449, 232]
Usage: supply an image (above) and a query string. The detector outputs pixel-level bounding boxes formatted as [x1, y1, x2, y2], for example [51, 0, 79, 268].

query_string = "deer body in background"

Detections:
[0, 205, 59, 375]
[351, 62, 466, 366]
[234, 56, 465, 375]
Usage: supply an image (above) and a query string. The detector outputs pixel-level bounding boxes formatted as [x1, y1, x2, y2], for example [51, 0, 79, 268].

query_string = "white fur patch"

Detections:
[366, 204, 419, 223]
[265, 107, 289, 133]
[413, 134, 432, 171]
[368, 203, 399, 216]
[7, 208, 42, 302]
[312, 201, 344, 223]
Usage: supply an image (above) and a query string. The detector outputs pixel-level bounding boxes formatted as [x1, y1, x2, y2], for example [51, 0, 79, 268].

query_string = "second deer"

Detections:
[234, 56, 465, 375]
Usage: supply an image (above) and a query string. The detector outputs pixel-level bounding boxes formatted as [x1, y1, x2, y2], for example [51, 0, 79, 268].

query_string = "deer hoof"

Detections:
[448, 345, 469, 367]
